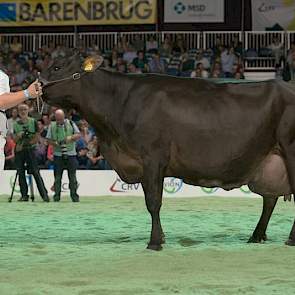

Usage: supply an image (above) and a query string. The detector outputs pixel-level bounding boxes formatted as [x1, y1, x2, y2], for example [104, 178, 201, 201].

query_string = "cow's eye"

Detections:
[54, 66, 60, 71]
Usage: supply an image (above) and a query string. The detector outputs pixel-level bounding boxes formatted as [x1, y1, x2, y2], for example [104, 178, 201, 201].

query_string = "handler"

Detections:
[0, 69, 42, 172]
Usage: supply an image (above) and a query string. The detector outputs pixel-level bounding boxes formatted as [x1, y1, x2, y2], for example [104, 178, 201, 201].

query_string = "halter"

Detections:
[37, 71, 86, 114]
[37, 55, 104, 114]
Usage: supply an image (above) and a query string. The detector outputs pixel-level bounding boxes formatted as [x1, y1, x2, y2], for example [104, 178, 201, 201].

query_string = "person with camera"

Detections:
[13, 103, 49, 202]
[46, 109, 81, 202]
[0, 68, 42, 174]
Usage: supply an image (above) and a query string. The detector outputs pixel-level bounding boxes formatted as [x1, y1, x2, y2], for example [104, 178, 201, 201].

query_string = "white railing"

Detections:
[38, 33, 76, 50]
[2, 31, 295, 70]
[0, 33, 36, 52]
[202, 31, 242, 50]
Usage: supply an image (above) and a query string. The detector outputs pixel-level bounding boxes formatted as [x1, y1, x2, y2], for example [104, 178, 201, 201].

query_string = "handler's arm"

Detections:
[0, 81, 42, 110]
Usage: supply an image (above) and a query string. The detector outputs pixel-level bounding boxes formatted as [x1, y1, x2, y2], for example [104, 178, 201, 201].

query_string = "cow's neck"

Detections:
[74, 69, 133, 143]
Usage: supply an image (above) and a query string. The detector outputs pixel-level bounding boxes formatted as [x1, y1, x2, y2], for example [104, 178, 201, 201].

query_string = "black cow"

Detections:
[41, 52, 295, 250]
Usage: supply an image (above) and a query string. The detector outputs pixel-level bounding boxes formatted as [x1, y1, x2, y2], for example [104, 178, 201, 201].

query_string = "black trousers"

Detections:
[15, 148, 48, 200]
[53, 155, 79, 202]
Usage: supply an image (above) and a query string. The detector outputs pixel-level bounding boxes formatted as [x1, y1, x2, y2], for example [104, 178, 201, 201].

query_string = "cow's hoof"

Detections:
[247, 234, 267, 243]
[147, 243, 163, 251]
[285, 239, 295, 246]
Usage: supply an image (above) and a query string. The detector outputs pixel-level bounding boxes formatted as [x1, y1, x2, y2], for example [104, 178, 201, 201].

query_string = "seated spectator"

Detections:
[110, 49, 119, 68]
[191, 63, 209, 78]
[232, 63, 245, 79]
[79, 120, 94, 144]
[148, 52, 166, 74]
[103, 58, 112, 70]
[117, 63, 127, 73]
[77, 147, 89, 169]
[51, 44, 66, 59]
[146, 35, 158, 53]
[166, 52, 182, 76]
[132, 50, 149, 73]
[128, 63, 142, 74]
[210, 61, 224, 78]
[4, 134, 15, 169]
[195, 50, 210, 70]
[181, 53, 195, 76]
[123, 46, 137, 64]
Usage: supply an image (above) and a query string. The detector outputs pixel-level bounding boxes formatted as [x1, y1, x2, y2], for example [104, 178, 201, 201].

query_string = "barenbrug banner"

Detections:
[164, 0, 224, 23]
[252, 0, 295, 30]
[0, 0, 157, 26]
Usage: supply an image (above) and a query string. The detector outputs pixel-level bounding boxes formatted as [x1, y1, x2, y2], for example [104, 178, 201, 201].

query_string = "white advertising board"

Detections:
[0, 170, 261, 198]
[164, 0, 224, 23]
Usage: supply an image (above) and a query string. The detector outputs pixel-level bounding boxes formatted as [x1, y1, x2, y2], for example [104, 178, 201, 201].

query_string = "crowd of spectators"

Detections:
[0, 34, 261, 169]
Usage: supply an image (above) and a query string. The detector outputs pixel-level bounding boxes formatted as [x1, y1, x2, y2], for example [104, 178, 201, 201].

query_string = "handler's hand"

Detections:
[27, 80, 43, 99]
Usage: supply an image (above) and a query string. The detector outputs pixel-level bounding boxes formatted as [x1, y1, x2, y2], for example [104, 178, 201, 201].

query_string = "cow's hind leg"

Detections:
[142, 162, 165, 251]
[248, 196, 278, 243]
[278, 106, 295, 245]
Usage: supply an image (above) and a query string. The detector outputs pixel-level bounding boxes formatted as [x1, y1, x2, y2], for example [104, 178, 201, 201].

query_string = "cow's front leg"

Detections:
[248, 196, 278, 243]
[142, 162, 165, 251]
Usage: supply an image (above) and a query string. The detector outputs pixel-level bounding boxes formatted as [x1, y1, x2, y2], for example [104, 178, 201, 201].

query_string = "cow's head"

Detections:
[40, 49, 104, 108]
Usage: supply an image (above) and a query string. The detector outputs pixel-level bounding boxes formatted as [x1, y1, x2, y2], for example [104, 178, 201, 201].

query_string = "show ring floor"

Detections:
[0, 196, 295, 295]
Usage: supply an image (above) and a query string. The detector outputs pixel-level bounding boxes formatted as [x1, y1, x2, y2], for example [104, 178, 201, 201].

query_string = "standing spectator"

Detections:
[287, 43, 295, 80]
[221, 47, 237, 78]
[268, 37, 284, 68]
[46, 109, 80, 202]
[146, 36, 158, 53]
[4, 134, 15, 169]
[10, 37, 22, 54]
[159, 37, 172, 57]
[7, 107, 18, 135]
[13, 103, 49, 202]
[132, 34, 145, 51]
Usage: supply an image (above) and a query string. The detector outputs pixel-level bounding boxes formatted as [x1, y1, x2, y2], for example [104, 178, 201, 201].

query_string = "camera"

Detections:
[59, 140, 68, 160]
[22, 126, 30, 138]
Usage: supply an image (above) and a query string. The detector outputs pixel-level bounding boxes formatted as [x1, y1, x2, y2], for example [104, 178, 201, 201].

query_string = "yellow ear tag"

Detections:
[83, 56, 104, 72]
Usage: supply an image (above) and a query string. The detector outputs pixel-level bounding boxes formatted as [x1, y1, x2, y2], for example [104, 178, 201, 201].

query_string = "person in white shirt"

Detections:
[0, 69, 42, 172]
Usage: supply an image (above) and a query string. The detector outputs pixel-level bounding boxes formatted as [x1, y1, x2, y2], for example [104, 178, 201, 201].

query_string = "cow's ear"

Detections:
[83, 55, 104, 72]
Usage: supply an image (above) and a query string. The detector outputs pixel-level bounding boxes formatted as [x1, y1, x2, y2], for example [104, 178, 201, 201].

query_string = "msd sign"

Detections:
[164, 0, 224, 23]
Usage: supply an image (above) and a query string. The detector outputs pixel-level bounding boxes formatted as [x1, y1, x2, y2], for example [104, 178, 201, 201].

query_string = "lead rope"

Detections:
[36, 72, 44, 115]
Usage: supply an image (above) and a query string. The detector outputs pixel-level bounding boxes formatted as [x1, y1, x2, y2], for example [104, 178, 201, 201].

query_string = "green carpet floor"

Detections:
[0, 196, 295, 295]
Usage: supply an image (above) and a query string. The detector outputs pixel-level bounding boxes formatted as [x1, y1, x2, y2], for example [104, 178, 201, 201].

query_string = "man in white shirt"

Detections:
[0, 69, 42, 172]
